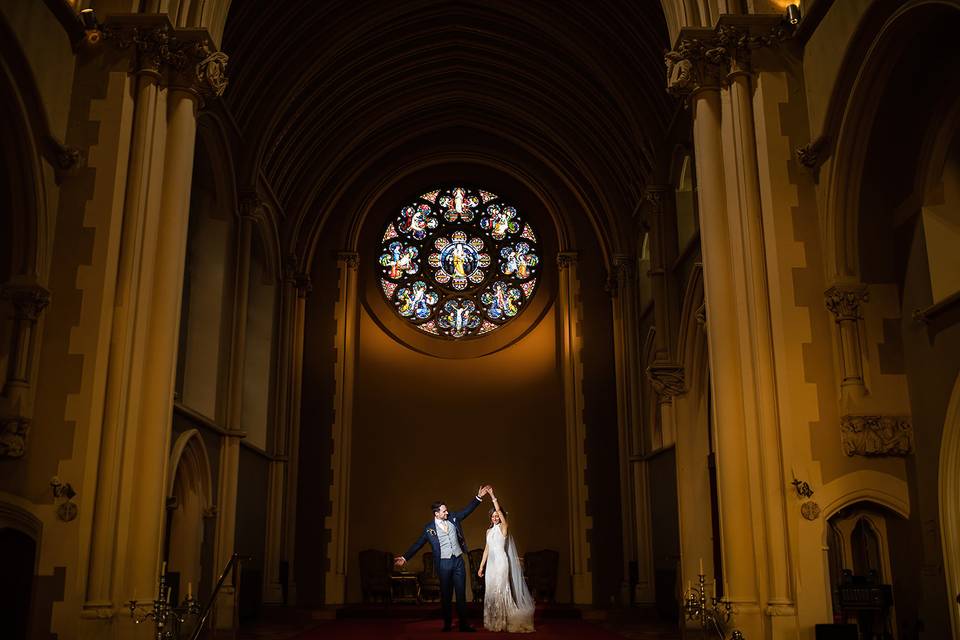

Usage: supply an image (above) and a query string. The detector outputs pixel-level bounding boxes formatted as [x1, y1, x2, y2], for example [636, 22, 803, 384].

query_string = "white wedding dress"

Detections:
[483, 524, 535, 632]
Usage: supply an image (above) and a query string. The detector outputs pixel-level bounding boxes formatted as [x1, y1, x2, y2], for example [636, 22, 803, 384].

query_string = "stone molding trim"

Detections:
[840, 415, 913, 457]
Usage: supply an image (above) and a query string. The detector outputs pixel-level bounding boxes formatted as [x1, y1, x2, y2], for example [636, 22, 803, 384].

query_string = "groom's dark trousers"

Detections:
[439, 555, 468, 628]
[401, 496, 482, 630]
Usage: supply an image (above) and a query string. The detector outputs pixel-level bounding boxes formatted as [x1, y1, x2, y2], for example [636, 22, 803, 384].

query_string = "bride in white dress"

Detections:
[477, 490, 535, 632]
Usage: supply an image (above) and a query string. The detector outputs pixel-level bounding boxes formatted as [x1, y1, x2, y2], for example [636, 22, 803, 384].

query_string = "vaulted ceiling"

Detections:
[221, 0, 674, 259]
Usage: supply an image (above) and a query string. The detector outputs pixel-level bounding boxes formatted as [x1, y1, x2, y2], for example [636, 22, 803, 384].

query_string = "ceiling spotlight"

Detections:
[786, 4, 801, 26]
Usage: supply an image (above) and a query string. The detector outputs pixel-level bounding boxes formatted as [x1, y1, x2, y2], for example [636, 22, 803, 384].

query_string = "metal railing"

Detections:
[188, 553, 250, 640]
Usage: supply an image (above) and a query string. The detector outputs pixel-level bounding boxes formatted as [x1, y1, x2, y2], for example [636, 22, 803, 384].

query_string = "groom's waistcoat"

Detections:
[436, 521, 463, 558]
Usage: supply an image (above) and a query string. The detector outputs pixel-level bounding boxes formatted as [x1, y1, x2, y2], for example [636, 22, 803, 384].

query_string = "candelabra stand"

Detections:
[127, 569, 201, 640]
[682, 572, 744, 640]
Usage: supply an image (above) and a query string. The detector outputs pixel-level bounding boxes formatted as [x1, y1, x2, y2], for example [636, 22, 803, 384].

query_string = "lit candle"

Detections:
[712, 579, 717, 598]
[698, 557, 703, 576]
[187, 581, 192, 599]
[687, 580, 691, 593]
[161, 561, 167, 574]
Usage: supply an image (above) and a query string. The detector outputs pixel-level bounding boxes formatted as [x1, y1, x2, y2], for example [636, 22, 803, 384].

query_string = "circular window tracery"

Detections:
[378, 186, 541, 339]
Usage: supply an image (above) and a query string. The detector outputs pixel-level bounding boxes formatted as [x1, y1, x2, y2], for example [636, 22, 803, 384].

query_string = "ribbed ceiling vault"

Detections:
[221, 0, 673, 259]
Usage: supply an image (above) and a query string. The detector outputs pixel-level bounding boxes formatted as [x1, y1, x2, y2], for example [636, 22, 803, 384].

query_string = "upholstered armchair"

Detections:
[467, 548, 485, 602]
[418, 552, 442, 602]
[358, 549, 393, 604]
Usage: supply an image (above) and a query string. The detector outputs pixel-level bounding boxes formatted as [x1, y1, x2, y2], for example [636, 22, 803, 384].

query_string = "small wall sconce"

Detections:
[50, 476, 78, 522]
[79, 8, 98, 29]
[79, 8, 103, 47]
[786, 4, 801, 26]
[791, 478, 814, 499]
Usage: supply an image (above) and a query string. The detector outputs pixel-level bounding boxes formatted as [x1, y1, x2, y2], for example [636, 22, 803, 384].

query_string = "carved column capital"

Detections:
[293, 273, 312, 299]
[642, 185, 670, 212]
[337, 251, 359, 270]
[557, 252, 578, 270]
[666, 18, 789, 100]
[0, 415, 31, 458]
[239, 192, 269, 222]
[102, 18, 228, 99]
[283, 254, 312, 299]
[646, 362, 686, 402]
[840, 415, 913, 457]
[665, 35, 728, 98]
[825, 284, 868, 321]
[1, 283, 51, 321]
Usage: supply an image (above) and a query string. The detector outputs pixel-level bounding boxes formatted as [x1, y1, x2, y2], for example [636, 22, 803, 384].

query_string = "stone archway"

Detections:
[939, 372, 960, 638]
[166, 430, 215, 602]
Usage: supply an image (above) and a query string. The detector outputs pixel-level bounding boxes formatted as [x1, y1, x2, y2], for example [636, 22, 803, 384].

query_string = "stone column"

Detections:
[213, 195, 256, 628]
[284, 272, 310, 605]
[667, 30, 762, 637]
[79, 23, 228, 630]
[263, 263, 309, 604]
[0, 281, 50, 459]
[84, 19, 171, 620]
[609, 254, 648, 603]
[1, 281, 51, 396]
[642, 185, 678, 364]
[325, 252, 359, 604]
[558, 251, 593, 604]
[824, 283, 869, 405]
[721, 25, 793, 616]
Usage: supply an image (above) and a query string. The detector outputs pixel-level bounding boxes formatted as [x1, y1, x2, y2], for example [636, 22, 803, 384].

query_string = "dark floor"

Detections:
[233, 604, 681, 640]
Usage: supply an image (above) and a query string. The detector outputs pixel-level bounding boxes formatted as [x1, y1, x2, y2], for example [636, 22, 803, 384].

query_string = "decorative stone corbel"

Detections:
[795, 135, 830, 171]
[646, 362, 686, 404]
[840, 415, 913, 457]
[0, 415, 30, 458]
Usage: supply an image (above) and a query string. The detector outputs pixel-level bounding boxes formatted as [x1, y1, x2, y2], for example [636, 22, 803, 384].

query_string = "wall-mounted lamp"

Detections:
[50, 476, 78, 522]
[791, 477, 814, 499]
[786, 4, 801, 26]
[79, 8, 103, 47]
[79, 8, 98, 29]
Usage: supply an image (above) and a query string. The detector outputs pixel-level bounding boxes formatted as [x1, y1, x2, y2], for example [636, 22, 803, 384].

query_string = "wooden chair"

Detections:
[523, 549, 559, 603]
[358, 549, 393, 604]
[418, 552, 441, 602]
[467, 548, 485, 602]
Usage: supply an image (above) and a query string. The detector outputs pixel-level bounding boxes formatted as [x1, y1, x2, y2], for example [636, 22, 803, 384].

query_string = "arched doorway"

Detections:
[166, 430, 215, 604]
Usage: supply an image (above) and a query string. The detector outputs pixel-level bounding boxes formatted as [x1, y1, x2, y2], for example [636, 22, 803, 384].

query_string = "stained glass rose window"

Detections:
[378, 186, 540, 339]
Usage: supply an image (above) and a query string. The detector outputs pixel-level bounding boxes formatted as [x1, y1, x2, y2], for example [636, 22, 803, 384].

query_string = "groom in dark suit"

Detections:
[395, 485, 491, 632]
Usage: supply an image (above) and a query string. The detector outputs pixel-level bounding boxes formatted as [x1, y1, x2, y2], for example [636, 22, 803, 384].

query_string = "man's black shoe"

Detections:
[442, 625, 453, 632]
[459, 624, 476, 632]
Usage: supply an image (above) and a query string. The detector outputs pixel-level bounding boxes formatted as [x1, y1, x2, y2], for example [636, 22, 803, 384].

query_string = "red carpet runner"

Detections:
[289, 617, 639, 639]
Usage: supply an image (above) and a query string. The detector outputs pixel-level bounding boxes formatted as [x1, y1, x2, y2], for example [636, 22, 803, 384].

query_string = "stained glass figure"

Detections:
[437, 298, 482, 338]
[379, 241, 419, 279]
[481, 204, 520, 240]
[481, 282, 522, 319]
[500, 242, 538, 280]
[377, 185, 541, 339]
[395, 281, 438, 319]
[438, 187, 479, 222]
[399, 203, 438, 240]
